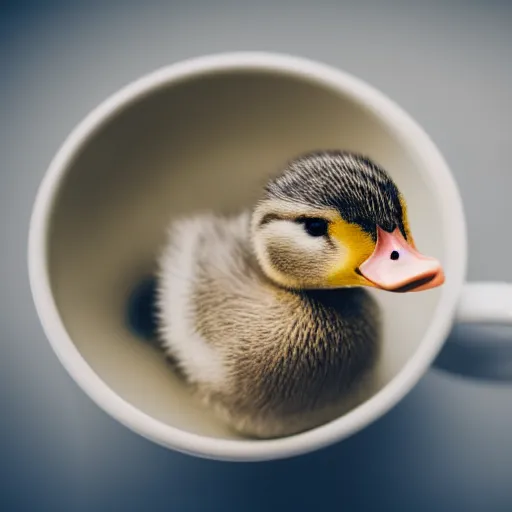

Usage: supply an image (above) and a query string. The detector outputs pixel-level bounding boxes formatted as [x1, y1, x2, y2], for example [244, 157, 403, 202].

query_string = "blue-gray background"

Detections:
[1, 0, 511, 510]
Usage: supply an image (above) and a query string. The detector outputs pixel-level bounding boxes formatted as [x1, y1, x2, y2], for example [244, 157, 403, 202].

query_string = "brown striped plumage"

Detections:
[155, 151, 406, 438]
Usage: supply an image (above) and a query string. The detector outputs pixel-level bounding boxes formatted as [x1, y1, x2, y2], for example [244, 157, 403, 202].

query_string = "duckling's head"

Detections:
[251, 151, 445, 292]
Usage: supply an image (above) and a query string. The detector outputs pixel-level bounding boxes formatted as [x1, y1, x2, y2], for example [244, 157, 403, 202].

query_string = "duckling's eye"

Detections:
[298, 217, 329, 237]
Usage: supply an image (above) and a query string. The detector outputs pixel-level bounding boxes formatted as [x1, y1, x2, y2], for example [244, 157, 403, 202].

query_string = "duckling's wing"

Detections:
[156, 212, 260, 386]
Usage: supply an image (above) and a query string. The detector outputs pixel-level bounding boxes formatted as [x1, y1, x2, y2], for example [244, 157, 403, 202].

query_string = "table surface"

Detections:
[1, 1, 511, 510]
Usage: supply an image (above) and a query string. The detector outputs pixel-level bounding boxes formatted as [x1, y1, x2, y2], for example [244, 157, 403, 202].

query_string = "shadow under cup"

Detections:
[46, 67, 445, 442]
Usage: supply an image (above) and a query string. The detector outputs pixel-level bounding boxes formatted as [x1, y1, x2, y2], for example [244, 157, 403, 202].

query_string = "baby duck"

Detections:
[155, 151, 444, 438]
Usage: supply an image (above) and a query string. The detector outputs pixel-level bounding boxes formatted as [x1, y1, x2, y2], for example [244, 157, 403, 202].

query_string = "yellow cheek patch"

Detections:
[326, 218, 376, 287]
[399, 193, 416, 249]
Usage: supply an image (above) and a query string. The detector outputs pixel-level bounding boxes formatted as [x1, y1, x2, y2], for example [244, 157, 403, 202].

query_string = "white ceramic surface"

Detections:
[29, 52, 503, 461]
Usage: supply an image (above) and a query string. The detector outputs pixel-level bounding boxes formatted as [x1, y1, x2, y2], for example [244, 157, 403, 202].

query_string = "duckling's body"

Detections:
[157, 212, 379, 437]
[154, 151, 444, 438]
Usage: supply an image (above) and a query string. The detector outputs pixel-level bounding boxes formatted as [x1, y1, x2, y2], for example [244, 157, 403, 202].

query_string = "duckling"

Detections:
[154, 150, 444, 438]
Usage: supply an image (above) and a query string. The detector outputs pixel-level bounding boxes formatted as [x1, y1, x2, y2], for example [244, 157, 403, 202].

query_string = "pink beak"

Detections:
[358, 226, 445, 292]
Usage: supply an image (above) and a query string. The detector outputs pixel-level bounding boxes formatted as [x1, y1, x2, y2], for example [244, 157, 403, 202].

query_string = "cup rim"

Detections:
[28, 51, 467, 462]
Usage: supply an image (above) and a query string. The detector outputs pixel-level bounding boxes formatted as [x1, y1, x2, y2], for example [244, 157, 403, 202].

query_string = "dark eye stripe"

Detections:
[258, 213, 283, 226]
[259, 214, 333, 239]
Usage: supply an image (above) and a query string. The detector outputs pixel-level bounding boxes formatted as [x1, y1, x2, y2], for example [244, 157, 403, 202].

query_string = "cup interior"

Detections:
[45, 66, 446, 440]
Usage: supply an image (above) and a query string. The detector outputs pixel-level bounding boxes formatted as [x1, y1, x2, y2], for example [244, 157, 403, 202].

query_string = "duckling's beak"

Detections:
[358, 227, 445, 292]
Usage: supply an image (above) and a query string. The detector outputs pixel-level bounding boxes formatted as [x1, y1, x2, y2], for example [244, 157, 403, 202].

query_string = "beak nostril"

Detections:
[390, 250, 399, 261]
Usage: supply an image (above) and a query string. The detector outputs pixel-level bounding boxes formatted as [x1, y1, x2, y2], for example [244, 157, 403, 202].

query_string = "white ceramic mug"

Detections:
[28, 52, 512, 462]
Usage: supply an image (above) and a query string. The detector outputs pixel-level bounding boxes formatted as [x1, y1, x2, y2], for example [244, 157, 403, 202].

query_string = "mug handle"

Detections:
[456, 282, 512, 324]
[434, 281, 512, 381]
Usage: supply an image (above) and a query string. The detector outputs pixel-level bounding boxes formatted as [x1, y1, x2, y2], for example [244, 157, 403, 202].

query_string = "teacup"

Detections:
[28, 52, 512, 461]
